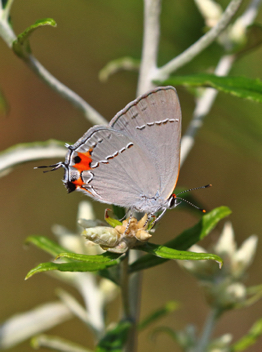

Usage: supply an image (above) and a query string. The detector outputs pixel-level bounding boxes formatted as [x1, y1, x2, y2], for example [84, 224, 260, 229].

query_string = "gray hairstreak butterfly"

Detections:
[37, 86, 209, 222]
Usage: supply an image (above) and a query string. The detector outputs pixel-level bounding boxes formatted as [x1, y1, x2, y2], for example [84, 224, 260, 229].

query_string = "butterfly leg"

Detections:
[150, 208, 167, 228]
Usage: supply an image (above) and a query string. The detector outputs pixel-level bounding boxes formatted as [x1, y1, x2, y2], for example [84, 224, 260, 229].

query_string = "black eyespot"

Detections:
[73, 155, 81, 164]
[66, 181, 76, 193]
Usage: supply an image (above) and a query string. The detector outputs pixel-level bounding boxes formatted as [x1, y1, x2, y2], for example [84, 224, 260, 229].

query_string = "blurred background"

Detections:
[0, 0, 262, 351]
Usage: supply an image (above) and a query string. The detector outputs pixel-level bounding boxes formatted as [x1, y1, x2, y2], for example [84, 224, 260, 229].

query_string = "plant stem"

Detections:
[137, 0, 162, 95]
[155, 0, 243, 80]
[1, 0, 14, 22]
[181, 0, 262, 166]
[0, 16, 107, 126]
[195, 308, 220, 352]
[125, 1, 163, 351]
[26, 55, 107, 125]
[120, 254, 131, 320]
[180, 54, 235, 166]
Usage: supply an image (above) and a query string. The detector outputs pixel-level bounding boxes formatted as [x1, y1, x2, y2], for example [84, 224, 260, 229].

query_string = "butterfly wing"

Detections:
[64, 126, 160, 208]
[110, 86, 182, 200]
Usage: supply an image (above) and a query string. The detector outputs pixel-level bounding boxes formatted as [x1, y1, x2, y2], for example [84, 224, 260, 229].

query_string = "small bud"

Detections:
[136, 229, 152, 242]
[214, 222, 236, 258]
[232, 235, 258, 278]
[82, 227, 120, 247]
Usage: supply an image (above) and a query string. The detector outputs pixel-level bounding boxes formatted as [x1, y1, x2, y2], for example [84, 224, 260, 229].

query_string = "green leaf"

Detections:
[25, 235, 70, 257]
[162, 74, 262, 103]
[130, 206, 231, 273]
[95, 320, 132, 352]
[138, 243, 222, 267]
[25, 258, 120, 280]
[104, 209, 123, 227]
[0, 140, 66, 176]
[138, 301, 179, 331]
[13, 18, 57, 59]
[56, 252, 122, 263]
[231, 318, 262, 351]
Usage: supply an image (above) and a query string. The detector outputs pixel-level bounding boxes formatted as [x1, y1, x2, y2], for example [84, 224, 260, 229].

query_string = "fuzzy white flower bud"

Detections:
[82, 227, 120, 247]
[194, 0, 222, 27]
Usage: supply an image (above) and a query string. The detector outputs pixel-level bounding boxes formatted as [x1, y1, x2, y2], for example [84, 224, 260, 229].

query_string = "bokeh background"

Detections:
[1, 0, 262, 351]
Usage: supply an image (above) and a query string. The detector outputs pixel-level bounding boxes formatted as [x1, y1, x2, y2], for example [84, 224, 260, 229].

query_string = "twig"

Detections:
[154, 0, 243, 80]
[120, 254, 131, 319]
[195, 308, 220, 352]
[1, 0, 14, 22]
[181, 0, 262, 166]
[26, 56, 107, 125]
[180, 54, 235, 166]
[137, 0, 162, 95]
[0, 16, 107, 126]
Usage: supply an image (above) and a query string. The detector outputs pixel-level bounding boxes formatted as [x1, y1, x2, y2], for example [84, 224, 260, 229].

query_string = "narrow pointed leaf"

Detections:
[231, 318, 262, 351]
[25, 236, 70, 257]
[95, 320, 132, 352]
[105, 210, 122, 227]
[26, 259, 120, 280]
[137, 243, 222, 267]
[56, 252, 122, 263]
[130, 206, 231, 273]
[162, 74, 262, 103]
[0, 302, 72, 349]
[31, 334, 92, 352]
[138, 301, 179, 331]
[0, 140, 66, 176]
[13, 18, 57, 58]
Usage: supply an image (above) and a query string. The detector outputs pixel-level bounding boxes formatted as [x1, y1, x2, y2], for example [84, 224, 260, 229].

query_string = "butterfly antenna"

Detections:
[176, 184, 212, 196]
[175, 184, 212, 213]
[34, 162, 65, 173]
[175, 196, 206, 213]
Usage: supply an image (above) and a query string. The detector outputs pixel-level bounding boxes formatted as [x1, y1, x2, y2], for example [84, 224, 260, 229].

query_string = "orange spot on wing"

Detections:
[72, 177, 84, 188]
[73, 150, 93, 172]
[72, 177, 92, 195]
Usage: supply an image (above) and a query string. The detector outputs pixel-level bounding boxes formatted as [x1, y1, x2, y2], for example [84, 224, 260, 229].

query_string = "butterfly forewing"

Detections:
[65, 126, 159, 208]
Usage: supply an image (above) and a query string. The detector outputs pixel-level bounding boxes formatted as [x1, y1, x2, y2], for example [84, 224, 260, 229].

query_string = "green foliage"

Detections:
[56, 251, 122, 263]
[12, 18, 57, 59]
[130, 206, 231, 273]
[26, 207, 228, 280]
[25, 257, 121, 280]
[138, 301, 179, 331]
[25, 235, 70, 257]
[138, 242, 223, 267]
[231, 318, 262, 351]
[95, 320, 132, 352]
[25, 235, 122, 279]
[162, 74, 262, 103]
